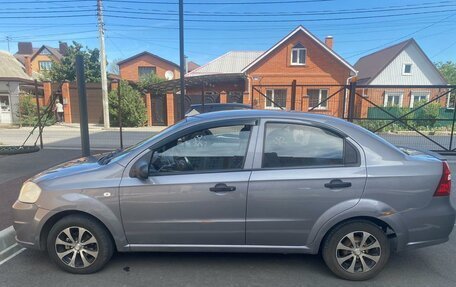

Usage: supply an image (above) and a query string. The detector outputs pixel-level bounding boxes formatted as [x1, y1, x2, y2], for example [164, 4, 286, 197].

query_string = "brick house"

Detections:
[14, 42, 68, 76]
[118, 51, 181, 82]
[179, 25, 357, 119]
[353, 39, 448, 118]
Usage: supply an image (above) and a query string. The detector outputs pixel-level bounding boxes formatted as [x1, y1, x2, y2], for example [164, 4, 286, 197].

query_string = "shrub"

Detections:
[17, 94, 55, 126]
[138, 73, 165, 91]
[109, 81, 147, 127]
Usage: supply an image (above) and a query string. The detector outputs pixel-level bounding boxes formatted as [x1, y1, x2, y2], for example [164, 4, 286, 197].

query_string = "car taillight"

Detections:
[434, 161, 451, 197]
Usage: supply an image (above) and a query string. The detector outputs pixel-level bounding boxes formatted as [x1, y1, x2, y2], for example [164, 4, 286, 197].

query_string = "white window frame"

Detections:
[409, 91, 430, 108]
[290, 47, 306, 66]
[402, 63, 413, 75]
[308, 89, 329, 110]
[447, 91, 454, 109]
[265, 89, 287, 110]
[384, 92, 403, 107]
[39, 61, 52, 71]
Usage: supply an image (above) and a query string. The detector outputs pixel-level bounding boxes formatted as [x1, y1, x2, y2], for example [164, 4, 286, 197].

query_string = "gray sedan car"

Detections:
[12, 110, 455, 280]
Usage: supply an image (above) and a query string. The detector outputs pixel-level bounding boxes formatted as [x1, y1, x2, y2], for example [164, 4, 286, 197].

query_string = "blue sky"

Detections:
[1, 0, 455, 70]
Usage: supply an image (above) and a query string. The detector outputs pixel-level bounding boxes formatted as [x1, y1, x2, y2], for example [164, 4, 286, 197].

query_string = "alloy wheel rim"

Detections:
[335, 231, 381, 273]
[55, 226, 99, 268]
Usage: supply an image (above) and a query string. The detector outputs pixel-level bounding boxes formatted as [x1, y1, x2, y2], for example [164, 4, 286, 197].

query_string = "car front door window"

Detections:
[151, 124, 252, 173]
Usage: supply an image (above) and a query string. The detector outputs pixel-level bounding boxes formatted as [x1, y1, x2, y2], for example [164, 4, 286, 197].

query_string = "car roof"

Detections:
[190, 109, 343, 124]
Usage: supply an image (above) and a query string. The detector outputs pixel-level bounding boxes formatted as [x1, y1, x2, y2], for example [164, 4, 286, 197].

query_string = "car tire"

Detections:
[46, 214, 114, 274]
[322, 220, 390, 281]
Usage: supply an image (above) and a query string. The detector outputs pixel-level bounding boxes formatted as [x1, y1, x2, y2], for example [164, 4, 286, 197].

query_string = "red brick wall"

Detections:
[246, 30, 352, 117]
[357, 88, 448, 118]
[119, 54, 180, 82]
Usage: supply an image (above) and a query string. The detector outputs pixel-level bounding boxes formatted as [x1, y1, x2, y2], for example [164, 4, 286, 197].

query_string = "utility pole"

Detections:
[97, 0, 110, 128]
[179, 0, 185, 120]
[6, 36, 11, 52]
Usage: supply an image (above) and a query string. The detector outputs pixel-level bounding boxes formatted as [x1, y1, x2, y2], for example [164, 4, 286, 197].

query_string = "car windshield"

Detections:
[98, 118, 192, 164]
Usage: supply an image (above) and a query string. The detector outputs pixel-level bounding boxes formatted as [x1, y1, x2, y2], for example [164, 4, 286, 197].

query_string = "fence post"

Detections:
[34, 80, 44, 149]
[291, 80, 296, 110]
[348, 81, 357, 122]
[116, 80, 123, 150]
[449, 91, 456, 151]
[75, 55, 91, 157]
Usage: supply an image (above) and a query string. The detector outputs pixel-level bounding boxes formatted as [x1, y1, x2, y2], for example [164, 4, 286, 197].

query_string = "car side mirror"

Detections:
[130, 151, 152, 180]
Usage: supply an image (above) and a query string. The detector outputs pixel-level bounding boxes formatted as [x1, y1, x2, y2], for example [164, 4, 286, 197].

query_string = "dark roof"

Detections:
[117, 51, 179, 69]
[148, 73, 245, 92]
[14, 47, 39, 65]
[30, 45, 64, 62]
[354, 39, 412, 84]
[354, 38, 447, 85]
[187, 61, 200, 72]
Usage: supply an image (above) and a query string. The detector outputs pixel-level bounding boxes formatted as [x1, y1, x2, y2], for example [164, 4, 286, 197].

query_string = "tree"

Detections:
[436, 61, 456, 108]
[108, 81, 147, 127]
[138, 73, 165, 91]
[436, 61, 456, 85]
[17, 93, 55, 126]
[45, 41, 101, 83]
[108, 58, 121, 75]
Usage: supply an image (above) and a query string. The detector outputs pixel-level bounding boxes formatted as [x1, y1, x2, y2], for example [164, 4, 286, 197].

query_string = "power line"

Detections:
[102, 8, 456, 22]
[432, 39, 456, 58]
[103, 2, 456, 17]
[345, 12, 456, 59]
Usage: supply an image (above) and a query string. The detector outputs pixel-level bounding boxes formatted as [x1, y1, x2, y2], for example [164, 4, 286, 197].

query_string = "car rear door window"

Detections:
[262, 123, 346, 168]
[151, 125, 252, 173]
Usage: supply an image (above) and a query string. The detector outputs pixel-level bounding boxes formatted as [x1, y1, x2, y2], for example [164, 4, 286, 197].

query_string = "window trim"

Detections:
[290, 46, 307, 66]
[39, 61, 52, 71]
[384, 91, 403, 107]
[307, 88, 329, 110]
[265, 89, 287, 110]
[259, 121, 360, 170]
[138, 66, 157, 78]
[402, 63, 413, 76]
[409, 91, 430, 108]
[140, 119, 258, 176]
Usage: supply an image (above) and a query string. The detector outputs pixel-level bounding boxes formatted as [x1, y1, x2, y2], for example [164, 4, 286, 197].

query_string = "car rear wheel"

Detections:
[322, 220, 390, 281]
[46, 215, 114, 274]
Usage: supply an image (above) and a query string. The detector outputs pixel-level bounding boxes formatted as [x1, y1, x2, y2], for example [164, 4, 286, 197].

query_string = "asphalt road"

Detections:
[0, 149, 106, 230]
[1, 150, 456, 286]
[1, 232, 456, 287]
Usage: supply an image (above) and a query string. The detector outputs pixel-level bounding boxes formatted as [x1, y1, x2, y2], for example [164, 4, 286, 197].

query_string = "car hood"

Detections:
[30, 155, 102, 184]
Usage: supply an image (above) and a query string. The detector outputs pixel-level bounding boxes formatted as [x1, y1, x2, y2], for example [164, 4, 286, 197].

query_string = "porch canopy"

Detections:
[146, 73, 246, 93]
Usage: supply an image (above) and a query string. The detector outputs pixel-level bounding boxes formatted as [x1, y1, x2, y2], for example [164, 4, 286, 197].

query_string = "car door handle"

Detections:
[324, 179, 352, 189]
[210, 183, 236, 192]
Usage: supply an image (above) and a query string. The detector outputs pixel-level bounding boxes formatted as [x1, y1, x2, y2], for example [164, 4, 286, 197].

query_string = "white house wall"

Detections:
[370, 44, 446, 85]
[0, 81, 20, 124]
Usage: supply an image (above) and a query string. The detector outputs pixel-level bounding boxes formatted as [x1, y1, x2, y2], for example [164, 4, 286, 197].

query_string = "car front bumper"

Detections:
[12, 200, 53, 251]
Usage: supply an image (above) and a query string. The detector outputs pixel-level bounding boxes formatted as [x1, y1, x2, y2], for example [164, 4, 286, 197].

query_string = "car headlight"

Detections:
[18, 182, 42, 204]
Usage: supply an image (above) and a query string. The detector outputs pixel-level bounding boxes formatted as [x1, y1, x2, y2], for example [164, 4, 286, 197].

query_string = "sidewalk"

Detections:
[0, 124, 166, 149]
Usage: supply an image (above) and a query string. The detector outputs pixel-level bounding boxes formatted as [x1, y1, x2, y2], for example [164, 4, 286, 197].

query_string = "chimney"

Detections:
[325, 36, 334, 49]
[18, 42, 33, 54]
[59, 42, 68, 55]
[24, 56, 32, 76]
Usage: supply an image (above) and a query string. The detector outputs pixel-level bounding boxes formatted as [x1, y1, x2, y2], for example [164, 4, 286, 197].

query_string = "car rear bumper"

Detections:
[397, 196, 455, 252]
[12, 200, 52, 251]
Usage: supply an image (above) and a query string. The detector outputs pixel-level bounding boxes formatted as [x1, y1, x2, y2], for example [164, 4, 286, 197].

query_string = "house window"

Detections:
[384, 92, 403, 107]
[265, 89, 287, 109]
[402, 64, 412, 75]
[39, 61, 52, 71]
[0, 94, 10, 112]
[410, 91, 430, 108]
[308, 89, 329, 109]
[291, 43, 306, 65]
[138, 66, 156, 79]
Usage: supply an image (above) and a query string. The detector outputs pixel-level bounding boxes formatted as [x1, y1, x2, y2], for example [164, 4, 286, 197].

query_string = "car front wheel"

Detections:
[322, 220, 390, 281]
[46, 215, 114, 274]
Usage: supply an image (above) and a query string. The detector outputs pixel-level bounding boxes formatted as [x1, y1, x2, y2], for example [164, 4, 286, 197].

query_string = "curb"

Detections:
[0, 226, 24, 264]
